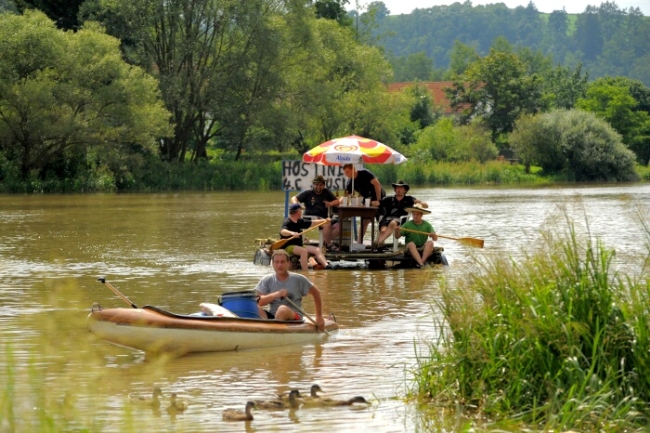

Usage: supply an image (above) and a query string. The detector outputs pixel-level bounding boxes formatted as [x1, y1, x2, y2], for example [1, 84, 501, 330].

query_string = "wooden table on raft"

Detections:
[337, 206, 378, 250]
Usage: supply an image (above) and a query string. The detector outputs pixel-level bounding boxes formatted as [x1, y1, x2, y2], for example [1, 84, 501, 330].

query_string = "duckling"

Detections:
[128, 387, 164, 408]
[278, 384, 322, 402]
[222, 401, 256, 421]
[301, 384, 325, 403]
[304, 395, 368, 407]
[256, 389, 301, 409]
[166, 392, 188, 415]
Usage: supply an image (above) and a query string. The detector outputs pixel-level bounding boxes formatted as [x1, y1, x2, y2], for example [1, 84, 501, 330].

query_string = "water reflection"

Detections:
[0, 184, 649, 431]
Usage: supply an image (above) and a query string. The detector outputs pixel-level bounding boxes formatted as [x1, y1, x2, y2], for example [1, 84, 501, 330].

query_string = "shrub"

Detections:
[510, 109, 639, 181]
[412, 119, 497, 163]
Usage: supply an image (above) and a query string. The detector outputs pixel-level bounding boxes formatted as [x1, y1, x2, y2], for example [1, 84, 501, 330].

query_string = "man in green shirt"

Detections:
[397, 203, 438, 267]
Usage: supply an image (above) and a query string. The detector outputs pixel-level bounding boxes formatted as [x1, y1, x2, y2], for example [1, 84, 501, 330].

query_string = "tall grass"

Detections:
[373, 160, 550, 186]
[414, 221, 650, 431]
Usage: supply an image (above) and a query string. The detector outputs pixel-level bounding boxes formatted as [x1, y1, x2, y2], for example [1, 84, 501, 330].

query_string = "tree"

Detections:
[314, 0, 350, 25]
[405, 83, 437, 129]
[577, 78, 650, 164]
[275, 18, 395, 151]
[12, 0, 85, 30]
[446, 49, 545, 145]
[0, 11, 170, 181]
[402, 52, 434, 81]
[510, 109, 638, 181]
[574, 6, 603, 62]
[448, 41, 479, 77]
[411, 118, 496, 163]
[89, 0, 304, 161]
[543, 63, 589, 110]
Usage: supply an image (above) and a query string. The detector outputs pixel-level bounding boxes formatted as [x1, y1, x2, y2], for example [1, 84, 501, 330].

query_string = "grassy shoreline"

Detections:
[413, 220, 650, 432]
[1, 159, 648, 193]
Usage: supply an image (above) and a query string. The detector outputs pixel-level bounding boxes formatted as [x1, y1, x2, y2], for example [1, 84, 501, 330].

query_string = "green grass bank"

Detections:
[3, 155, 648, 193]
[413, 221, 650, 432]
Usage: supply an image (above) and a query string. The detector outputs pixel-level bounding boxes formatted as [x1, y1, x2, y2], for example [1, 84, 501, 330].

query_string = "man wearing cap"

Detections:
[291, 175, 340, 251]
[397, 203, 437, 268]
[279, 203, 331, 270]
[374, 180, 428, 247]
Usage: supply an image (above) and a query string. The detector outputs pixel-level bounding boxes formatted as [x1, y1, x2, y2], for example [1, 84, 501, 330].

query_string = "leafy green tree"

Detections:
[448, 41, 479, 77]
[402, 52, 434, 81]
[510, 109, 638, 181]
[447, 49, 545, 144]
[543, 63, 589, 110]
[577, 78, 650, 164]
[411, 117, 496, 163]
[0, 11, 170, 182]
[89, 0, 304, 162]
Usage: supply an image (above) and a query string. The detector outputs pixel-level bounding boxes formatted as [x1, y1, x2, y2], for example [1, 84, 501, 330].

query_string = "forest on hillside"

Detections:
[369, 1, 650, 86]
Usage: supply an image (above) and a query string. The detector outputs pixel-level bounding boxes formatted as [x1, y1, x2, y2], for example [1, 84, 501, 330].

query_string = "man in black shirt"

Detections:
[343, 164, 385, 242]
[375, 180, 428, 246]
[291, 175, 340, 250]
[280, 203, 331, 270]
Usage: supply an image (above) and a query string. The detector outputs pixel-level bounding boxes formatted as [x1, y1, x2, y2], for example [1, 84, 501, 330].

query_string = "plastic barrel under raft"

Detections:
[340, 219, 352, 247]
[253, 248, 271, 266]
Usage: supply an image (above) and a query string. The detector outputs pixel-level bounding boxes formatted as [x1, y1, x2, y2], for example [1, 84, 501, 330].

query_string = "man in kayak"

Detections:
[255, 249, 325, 330]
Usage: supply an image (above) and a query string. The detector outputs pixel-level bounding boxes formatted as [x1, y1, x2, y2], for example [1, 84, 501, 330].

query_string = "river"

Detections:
[0, 184, 648, 432]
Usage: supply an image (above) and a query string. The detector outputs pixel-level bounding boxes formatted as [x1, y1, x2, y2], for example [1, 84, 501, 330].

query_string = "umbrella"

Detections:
[302, 135, 407, 197]
[302, 135, 407, 166]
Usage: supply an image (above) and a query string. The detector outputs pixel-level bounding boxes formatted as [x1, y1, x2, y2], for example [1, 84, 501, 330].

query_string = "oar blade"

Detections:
[459, 237, 484, 248]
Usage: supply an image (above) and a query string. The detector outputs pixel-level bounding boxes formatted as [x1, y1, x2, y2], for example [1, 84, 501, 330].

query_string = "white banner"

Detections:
[282, 161, 349, 192]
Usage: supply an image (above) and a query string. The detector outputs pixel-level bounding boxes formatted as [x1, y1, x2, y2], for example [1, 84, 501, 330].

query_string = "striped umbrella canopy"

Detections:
[302, 135, 407, 166]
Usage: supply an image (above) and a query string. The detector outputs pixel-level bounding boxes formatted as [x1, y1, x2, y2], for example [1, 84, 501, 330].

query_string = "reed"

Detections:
[414, 222, 650, 431]
[372, 160, 549, 186]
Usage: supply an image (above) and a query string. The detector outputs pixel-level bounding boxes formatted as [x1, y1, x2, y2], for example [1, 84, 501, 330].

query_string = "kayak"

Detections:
[87, 304, 338, 356]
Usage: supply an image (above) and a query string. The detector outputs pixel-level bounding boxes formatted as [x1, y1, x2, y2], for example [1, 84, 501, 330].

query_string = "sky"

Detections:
[360, 0, 650, 16]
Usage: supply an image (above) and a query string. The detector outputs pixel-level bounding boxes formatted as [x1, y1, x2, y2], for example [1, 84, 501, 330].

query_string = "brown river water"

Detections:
[0, 184, 649, 432]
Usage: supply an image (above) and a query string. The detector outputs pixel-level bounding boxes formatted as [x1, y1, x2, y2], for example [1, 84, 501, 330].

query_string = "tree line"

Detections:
[0, 0, 648, 192]
[375, 1, 650, 87]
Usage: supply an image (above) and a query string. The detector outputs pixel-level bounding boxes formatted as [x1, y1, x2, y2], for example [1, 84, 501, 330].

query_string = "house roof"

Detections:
[388, 81, 459, 114]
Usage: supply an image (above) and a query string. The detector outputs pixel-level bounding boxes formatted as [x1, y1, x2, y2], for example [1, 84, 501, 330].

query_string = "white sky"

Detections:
[360, 0, 650, 16]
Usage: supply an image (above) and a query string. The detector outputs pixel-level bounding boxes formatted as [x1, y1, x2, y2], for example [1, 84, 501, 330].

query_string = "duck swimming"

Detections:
[301, 384, 325, 403]
[256, 389, 302, 409]
[166, 393, 188, 414]
[128, 387, 164, 408]
[222, 401, 256, 421]
[278, 384, 322, 402]
[304, 395, 368, 407]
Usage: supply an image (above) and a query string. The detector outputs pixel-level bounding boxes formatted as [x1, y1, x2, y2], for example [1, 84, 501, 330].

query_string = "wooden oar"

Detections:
[97, 277, 138, 308]
[269, 219, 330, 252]
[400, 227, 484, 248]
[284, 297, 330, 336]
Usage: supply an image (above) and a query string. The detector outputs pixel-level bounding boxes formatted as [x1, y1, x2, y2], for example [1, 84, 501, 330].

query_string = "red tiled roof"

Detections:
[388, 81, 459, 114]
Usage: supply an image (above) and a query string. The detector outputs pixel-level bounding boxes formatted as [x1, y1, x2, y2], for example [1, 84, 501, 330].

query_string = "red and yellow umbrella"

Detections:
[302, 135, 407, 166]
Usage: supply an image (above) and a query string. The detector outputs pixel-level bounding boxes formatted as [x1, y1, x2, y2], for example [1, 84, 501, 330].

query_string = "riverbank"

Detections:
[2, 155, 649, 193]
[413, 220, 650, 431]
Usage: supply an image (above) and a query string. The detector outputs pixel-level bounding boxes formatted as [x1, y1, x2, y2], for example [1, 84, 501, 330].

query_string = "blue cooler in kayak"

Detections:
[220, 290, 259, 318]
